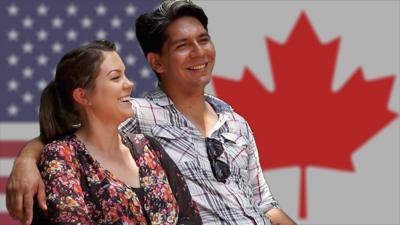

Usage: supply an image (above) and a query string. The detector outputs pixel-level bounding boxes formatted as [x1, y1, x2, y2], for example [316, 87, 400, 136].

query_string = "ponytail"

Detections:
[39, 81, 79, 144]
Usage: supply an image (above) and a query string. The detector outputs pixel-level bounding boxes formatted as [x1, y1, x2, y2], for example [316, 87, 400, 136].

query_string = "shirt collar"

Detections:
[144, 87, 234, 114]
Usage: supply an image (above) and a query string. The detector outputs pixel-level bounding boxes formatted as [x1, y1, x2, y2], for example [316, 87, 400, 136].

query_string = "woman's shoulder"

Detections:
[42, 135, 80, 159]
[44, 134, 75, 148]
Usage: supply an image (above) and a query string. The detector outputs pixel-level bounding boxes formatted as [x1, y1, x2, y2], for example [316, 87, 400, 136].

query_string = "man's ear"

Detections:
[72, 88, 91, 106]
[147, 53, 164, 74]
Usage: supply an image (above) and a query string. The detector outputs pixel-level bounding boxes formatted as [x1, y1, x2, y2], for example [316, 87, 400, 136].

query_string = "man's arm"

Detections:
[244, 122, 296, 225]
[6, 137, 46, 225]
[266, 208, 297, 225]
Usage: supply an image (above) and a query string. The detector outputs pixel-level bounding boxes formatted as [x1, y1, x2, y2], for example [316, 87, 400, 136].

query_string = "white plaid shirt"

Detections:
[120, 88, 278, 225]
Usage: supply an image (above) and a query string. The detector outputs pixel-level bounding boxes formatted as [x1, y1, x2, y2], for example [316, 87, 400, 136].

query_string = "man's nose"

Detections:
[190, 42, 206, 58]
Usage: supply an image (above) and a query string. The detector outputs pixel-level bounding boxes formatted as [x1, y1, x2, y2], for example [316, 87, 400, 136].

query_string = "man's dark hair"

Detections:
[135, 0, 208, 57]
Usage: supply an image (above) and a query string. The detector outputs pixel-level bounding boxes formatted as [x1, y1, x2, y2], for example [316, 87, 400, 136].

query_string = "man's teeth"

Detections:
[189, 64, 206, 70]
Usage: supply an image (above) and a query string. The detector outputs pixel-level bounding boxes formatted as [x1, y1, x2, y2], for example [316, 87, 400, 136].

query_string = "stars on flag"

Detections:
[2, 1, 159, 120]
[22, 67, 34, 79]
[96, 4, 107, 16]
[126, 54, 136, 66]
[110, 16, 122, 29]
[7, 104, 19, 116]
[52, 17, 63, 28]
[81, 16, 93, 29]
[7, 79, 19, 91]
[37, 79, 48, 91]
[51, 42, 63, 54]
[37, 54, 48, 66]
[7, 3, 19, 16]
[7, 29, 18, 41]
[22, 16, 34, 29]
[22, 91, 34, 104]
[37, 3, 49, 16]
[66, 3, 78, 16]
[66, 29, 78, 41]
[7, 54, 19, 66]
[125, 4, 136, 16]
[22, 41, 34, 54]
[96, 29, 108, 40]
[140, 67, 151, 79]
[125, 29, 136, 41]
[36, 29, 49, 41]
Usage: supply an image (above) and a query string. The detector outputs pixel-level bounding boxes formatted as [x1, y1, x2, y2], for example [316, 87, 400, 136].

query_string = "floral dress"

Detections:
[33, 133, 202, 225]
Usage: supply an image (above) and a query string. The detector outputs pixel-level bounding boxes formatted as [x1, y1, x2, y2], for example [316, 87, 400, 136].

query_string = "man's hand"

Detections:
[6, 138, 46, 225]
[266, 208, 297, 225]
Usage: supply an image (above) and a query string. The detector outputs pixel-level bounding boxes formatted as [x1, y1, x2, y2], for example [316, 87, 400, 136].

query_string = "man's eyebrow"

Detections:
[198, 32, 210, 39]
[170, 37, 187, 46]
[170, 32, 210, 46]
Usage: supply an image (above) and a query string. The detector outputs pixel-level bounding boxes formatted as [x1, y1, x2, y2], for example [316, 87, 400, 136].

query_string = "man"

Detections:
[7, 1, 296, 224]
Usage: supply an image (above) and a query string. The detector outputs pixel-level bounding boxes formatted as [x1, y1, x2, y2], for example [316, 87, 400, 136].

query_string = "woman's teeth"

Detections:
[119, 96, 133, 102]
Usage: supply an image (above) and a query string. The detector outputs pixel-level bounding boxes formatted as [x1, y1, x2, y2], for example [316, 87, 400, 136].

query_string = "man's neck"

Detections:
[165, 88, 218, 137]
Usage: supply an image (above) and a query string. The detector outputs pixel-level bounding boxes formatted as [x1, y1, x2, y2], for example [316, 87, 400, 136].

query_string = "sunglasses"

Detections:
[205, 138, 231, 183]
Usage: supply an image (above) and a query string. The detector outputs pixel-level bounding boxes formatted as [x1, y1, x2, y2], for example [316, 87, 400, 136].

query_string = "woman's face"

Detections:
[85, 51, 134, 125]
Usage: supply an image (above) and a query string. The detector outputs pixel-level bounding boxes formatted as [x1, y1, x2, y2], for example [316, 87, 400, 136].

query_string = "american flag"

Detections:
[0, 1, 159, 224]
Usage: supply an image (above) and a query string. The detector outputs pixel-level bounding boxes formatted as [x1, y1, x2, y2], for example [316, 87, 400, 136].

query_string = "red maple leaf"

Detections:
[212, 12, 397, 219]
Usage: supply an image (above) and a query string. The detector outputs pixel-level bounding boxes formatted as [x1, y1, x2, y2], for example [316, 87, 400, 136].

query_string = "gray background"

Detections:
[198, 1, 399, 224]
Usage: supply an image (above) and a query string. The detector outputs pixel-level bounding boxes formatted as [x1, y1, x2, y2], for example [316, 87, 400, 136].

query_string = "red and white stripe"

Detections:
[0, 122, 39, 225]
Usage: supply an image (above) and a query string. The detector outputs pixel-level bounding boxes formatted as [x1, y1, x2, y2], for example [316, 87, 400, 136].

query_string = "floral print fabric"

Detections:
[34, 133, 202, 225]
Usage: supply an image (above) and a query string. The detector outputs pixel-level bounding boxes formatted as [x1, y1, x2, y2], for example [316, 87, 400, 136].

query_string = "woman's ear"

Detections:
[147, 53, 164, 74]
[72, 88, 91, 106]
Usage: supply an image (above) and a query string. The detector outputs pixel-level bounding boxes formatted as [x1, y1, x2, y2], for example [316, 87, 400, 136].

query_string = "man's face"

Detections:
[156, 16, 216, 91]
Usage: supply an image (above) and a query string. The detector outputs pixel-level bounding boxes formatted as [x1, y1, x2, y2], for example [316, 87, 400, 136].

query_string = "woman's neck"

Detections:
[75, 119, 122, 156]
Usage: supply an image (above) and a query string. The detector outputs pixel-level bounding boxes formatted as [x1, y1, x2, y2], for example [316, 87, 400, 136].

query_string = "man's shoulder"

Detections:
[133, 97, 165, 115]
[134, 89, 170, 108]
[205, 94, 232, 109]
[205, 94, 248, 120]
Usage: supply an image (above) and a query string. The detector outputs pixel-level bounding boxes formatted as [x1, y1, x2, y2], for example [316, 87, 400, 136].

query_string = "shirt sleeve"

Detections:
[146, 136, 203, 225]
[38, 142, 95, 225]
[245, 122, 280, 213]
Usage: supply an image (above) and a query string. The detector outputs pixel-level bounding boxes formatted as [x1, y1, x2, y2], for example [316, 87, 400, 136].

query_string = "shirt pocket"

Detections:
[151, 125, 196, 163]
[221, 132, 249, 170]
[229, 166, 253, 199]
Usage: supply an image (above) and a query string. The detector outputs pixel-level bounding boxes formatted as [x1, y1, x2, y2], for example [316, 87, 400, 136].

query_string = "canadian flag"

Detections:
[199, 1, 399, 224]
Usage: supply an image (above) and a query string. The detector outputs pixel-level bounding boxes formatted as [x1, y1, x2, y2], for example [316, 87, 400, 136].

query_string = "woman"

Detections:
[33, 40, 202, 224]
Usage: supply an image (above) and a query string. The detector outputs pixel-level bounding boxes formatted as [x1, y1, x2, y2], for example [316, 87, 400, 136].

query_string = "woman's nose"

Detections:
[124, 78, 134, 90]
